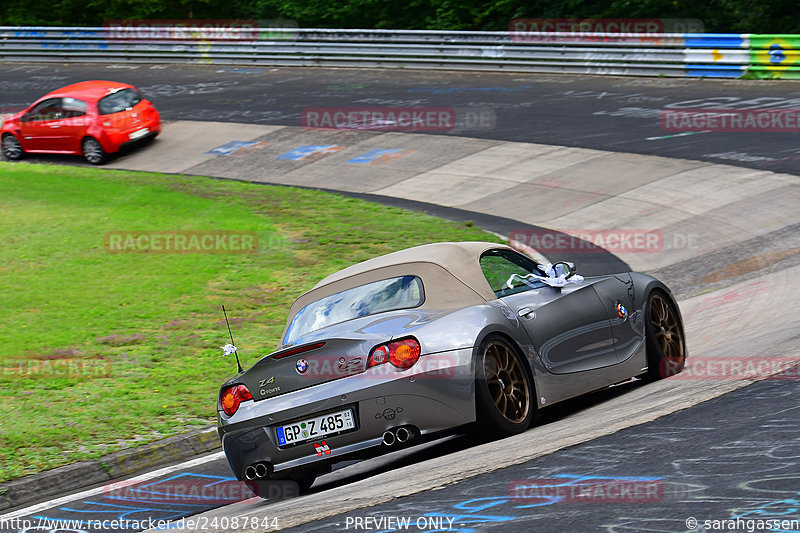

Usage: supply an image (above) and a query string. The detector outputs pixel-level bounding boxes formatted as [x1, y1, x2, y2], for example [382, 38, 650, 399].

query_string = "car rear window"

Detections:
[98, 88, 142, 115]
[284, 275, 424, 343]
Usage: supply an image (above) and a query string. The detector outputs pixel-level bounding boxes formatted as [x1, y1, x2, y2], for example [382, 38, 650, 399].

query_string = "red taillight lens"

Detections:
[367, 345, 389, 367]
[220, 384, 253, 416]
[368, 338, 421, 370]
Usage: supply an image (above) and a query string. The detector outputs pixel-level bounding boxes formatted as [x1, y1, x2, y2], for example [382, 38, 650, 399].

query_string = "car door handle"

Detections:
[518, 307, 535, 318]
[50, 125, 61, 128]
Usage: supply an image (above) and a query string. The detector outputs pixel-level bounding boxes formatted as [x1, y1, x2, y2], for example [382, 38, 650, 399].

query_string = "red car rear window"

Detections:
[98, 88, 142, 115]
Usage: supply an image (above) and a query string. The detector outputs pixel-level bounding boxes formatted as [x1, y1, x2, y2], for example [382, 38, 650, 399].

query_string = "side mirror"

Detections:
[552, 261, 577, 279]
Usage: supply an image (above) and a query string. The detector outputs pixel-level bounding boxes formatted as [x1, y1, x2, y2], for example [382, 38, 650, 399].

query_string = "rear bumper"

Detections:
[218, 347, 474, 479]
[99, 119, 161, 153]
[118, 130, 159, 151]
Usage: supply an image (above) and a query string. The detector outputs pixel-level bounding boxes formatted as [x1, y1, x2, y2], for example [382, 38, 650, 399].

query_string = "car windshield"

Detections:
[480, 249, 547, 298]
[284, 275, 425, 343]
[97, 88, 142, 115]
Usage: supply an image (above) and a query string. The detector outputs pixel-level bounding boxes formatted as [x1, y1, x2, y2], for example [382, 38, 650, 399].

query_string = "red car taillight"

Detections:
[368, 338, 421, 370]
[220, 384, 253, 416]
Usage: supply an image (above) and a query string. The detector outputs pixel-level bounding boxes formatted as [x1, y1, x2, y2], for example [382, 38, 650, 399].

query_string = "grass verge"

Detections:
[0, 162, 500, 482]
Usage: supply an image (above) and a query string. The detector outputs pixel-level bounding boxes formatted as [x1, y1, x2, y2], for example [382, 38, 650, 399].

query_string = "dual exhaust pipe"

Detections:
[382, 426, 417, 446]
[246, 426, 418, 478]
[244, 462, 272, 480]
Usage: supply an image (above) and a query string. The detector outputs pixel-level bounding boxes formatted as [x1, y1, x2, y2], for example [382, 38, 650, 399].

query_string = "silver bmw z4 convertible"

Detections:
[217, 241, 686, 495]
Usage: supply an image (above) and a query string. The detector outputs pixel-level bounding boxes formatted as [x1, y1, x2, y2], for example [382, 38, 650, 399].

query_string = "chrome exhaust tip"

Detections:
[382, 430, 396, 446]
[255, 463, 269, 479]
[396, 426, 415, 443]
[244, 465, 258, 480]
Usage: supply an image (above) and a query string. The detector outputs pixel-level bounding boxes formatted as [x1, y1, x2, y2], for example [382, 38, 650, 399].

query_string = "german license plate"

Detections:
[275, 408, 355, 446]
[129, 127, 149, 140]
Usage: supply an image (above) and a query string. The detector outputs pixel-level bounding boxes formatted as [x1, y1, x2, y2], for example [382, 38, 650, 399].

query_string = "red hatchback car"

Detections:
[1, 80, 161, 165]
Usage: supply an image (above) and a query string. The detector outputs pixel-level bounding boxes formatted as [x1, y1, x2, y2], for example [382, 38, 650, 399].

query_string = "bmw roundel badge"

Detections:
[296, 358, 309, 374]
[616, 303, 628, 319]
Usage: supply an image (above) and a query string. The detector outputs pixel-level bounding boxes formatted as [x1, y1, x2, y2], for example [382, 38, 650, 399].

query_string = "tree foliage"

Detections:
[1, 0, 798, 33]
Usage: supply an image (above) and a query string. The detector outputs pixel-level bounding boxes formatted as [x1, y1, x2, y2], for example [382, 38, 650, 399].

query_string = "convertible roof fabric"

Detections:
[282, 242, 514, 336]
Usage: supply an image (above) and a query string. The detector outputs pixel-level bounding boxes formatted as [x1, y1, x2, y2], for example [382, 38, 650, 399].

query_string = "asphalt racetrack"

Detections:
[2, 64, 800, 175]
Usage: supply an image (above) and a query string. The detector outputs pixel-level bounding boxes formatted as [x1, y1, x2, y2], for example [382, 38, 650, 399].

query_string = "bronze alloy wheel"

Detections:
[649, 293, 684, 361]
[646, 292, 686, 379]
[483, 339, 530, 424]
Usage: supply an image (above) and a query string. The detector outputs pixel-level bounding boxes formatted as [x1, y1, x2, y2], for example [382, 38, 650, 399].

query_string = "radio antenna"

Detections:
[222, 305, 243, 373]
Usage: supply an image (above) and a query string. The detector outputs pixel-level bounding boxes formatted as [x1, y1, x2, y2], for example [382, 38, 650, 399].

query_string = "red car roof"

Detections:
[43, 80, 138, 102]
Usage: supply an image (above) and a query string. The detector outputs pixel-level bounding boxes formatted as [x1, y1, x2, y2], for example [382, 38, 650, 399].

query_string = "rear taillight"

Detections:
[368, 338, 421, 370]
[220, 384, 253, 416]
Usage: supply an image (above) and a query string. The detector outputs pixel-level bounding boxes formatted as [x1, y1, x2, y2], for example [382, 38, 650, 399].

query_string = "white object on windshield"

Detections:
[505, 262, 585, 289]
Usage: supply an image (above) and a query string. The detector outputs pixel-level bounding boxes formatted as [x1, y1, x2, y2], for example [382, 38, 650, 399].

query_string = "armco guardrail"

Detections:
[0, 27, 797, 78]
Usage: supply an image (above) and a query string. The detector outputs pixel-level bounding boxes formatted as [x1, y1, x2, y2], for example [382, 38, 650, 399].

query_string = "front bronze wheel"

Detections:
[474, 335, 536, 437]
[646, 291, 686, 379]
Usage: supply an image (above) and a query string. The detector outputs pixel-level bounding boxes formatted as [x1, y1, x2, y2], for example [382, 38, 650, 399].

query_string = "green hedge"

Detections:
[1, 0, 800, 33]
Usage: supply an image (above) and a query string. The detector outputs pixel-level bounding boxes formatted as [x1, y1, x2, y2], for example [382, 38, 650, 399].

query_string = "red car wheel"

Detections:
[82, 137, 107, 165]
[1, 134, 24, 161]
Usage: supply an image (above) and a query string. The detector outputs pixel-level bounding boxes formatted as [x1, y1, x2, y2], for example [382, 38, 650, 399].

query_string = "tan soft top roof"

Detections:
[313, 241, 509, 294]
[281, 242, 513, 340]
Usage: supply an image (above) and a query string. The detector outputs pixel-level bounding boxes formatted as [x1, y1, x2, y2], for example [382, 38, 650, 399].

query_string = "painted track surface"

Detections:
[288, 373, 800, 533]
[1, 64, 800, 532]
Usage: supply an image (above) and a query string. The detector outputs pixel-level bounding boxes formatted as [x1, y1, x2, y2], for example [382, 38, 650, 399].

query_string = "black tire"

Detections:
[1, 133, 24, 161]
[645, 291, 686, 380]
[82, 137, 107, 165]
[474, 335, 536, 438]
[294, 472, 316, 493]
